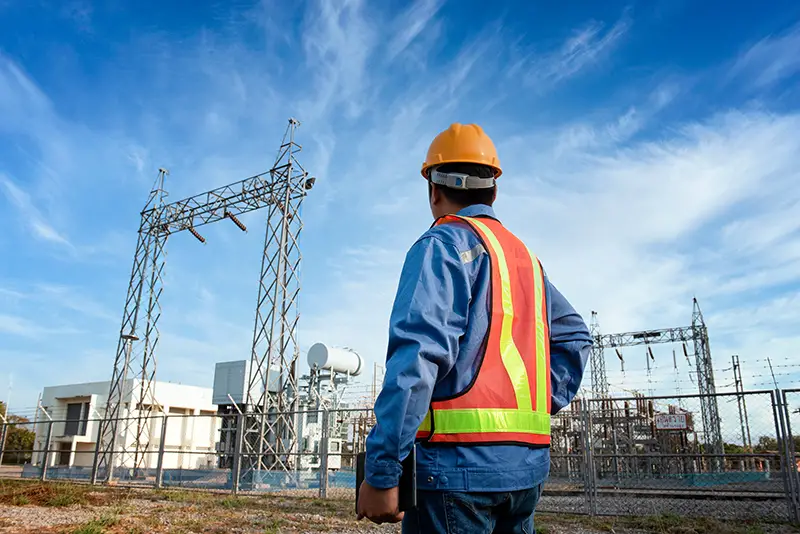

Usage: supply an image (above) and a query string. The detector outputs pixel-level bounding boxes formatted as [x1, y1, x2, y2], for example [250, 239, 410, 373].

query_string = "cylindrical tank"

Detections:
[307, 343, 363, 376]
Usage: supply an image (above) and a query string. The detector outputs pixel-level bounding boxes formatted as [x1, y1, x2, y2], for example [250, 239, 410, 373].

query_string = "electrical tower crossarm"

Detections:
[595, 326, 693, 348]
[145, 167, 307, 236]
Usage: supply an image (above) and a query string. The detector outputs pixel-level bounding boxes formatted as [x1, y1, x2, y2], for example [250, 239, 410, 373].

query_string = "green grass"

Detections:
[262, 518, 286, 534]
[220, 496, 249, 509]
[149, 488, 217, 504]
[70, 513, 119, 534]
[10, 494, 30, 505]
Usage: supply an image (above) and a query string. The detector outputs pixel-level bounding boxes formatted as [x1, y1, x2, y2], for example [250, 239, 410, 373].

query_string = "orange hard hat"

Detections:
[421, 123, 502, 179]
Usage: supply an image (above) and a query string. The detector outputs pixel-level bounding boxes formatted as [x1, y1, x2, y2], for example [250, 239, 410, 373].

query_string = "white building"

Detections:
[32, 379, 219, 471]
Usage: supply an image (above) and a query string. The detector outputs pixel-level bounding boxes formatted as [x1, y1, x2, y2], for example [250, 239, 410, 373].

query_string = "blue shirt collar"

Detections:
[456, 204, 498, 220]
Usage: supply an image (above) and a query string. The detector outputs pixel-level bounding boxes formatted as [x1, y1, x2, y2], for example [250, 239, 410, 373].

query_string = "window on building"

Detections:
[329, 440, 340, 452]
[306, 411, 318, 424]
[64, 402, 89, 436]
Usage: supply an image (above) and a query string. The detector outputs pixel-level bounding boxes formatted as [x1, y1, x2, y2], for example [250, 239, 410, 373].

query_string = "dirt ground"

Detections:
[0, 479, 797, 534]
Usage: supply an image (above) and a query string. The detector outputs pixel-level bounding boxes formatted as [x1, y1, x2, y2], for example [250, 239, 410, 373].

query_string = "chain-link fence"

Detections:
[1, 392, 799, 523]
[585, 391, 789, 520]
[780, 389, 800, 523]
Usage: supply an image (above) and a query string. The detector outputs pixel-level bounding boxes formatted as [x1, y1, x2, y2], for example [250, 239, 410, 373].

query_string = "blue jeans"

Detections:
[401, 484, 543, 534]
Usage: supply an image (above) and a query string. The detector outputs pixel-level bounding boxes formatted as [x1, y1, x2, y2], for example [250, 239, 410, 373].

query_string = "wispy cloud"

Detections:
[0, 54, 52, 134]
[385, 0, 443, 60]
[0, 313, 82, 337]
[729, 21, 800, 89]
[497, 109, 800, 344]
[0, 175, 73, 248]
[520, 11, 632, 90]
[34, 284, 117, 323]
[551, 80, 682, 156]
[300, 0, 377, 121]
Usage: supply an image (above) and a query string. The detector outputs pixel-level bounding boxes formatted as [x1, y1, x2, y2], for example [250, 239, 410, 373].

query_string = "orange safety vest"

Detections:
[416, 214, 551, 446]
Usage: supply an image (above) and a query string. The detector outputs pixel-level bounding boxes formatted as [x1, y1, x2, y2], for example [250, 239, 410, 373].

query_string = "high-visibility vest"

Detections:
[416, 214, 551, 446]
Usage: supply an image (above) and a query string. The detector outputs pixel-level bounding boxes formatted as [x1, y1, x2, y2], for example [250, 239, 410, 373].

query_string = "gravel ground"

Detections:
[0, 502, 652, 534]
[537, 493, 789, 520]
[0, 504, 97, 530]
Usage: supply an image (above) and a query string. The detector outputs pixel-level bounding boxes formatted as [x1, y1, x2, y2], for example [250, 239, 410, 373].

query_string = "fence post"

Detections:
[580, 399, 596, 516]
[319, 409, 329, 499]
[231, 413, 244, 495]
[90, 414, 107, 485]
[772, 390, 795, 522]
[780, 390, 800, 523]
[0, 421, 7, 466]
[40, 420, 54, 482]
[155, 415, 168, 489]
[587, 399, 598, 516]
[579, 400, 589, 514]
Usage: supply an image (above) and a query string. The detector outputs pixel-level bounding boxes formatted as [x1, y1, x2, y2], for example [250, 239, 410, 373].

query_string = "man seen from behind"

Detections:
[356, 123, 593, 533]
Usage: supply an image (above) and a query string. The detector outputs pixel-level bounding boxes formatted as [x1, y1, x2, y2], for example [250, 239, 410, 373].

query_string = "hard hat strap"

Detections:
[430, 168, 496, 190]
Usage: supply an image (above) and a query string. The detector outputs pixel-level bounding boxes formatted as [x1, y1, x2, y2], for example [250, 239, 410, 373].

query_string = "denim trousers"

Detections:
[401, 484, 543, 534]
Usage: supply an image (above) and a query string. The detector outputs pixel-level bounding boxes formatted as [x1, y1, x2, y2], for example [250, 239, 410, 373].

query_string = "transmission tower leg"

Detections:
[132, 231, 166, 475]
[94, 171, 168, 481]
[691, 298, 724, 472]
[242, 119, 308, 488]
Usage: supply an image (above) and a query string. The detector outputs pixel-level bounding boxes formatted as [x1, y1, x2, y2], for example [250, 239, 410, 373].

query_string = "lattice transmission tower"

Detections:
[240, 121, 308, 483]
[91, 119, 314, 483]
[589, 311, 609, 398]
[589, 298, 724, 469]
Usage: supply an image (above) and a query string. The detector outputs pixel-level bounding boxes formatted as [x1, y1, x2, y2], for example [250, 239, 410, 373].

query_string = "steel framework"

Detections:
[92, 119, 313, 482]
[241, 120, 308, 483]
[590, 299, 724, 463]
[589, 311, 609, 398]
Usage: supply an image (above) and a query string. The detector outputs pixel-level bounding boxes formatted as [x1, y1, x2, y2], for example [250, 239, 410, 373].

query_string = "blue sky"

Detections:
[2, 0, 800, 419]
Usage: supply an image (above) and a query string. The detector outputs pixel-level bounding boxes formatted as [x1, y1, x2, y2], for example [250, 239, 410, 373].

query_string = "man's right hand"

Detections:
[356, 481, 404, 524]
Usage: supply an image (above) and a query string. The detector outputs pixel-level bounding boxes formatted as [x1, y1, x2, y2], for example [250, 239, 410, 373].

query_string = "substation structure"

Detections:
[215, 343, 364, 477]
[585, 299, 725, 474]
[91, 118, 317, 486]
[550, 396, 704, 484]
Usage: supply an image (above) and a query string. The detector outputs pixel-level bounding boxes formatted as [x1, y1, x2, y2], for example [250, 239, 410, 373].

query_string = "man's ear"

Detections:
[491, 185, 498, 204]
[429, 183, 441, 206]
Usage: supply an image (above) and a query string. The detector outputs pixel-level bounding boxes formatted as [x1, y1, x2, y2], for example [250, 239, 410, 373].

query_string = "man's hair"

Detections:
[428, 163, 497, 207]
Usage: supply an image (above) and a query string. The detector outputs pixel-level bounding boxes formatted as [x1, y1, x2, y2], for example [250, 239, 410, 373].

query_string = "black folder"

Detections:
[355, 444, 417, 515]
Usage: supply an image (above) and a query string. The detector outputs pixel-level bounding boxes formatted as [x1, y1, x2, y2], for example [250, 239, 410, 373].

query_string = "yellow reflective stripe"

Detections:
[419, 412, 431, 432]
[468, 218, 532, 412]
[431, 409, 551, 435]
[528, 249, 547, 412]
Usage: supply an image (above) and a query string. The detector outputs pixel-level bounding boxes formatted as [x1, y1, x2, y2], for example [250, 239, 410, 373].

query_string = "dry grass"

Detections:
[0, 480, 796, 534]
[0, 479, 132, 508]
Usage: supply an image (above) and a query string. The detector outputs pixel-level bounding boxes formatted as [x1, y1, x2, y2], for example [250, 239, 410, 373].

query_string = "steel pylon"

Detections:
[589, 311, 609, 399]
[92, 119, 313, 483]
[240, 119, 308, 485]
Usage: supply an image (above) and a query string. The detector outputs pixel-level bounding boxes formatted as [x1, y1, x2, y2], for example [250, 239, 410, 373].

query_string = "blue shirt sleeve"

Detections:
[546, 277, 592, 414]
[364, 235, 470, 489]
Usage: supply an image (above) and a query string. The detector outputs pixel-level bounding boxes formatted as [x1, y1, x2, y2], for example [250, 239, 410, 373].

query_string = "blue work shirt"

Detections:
[365, 204, 592, 492]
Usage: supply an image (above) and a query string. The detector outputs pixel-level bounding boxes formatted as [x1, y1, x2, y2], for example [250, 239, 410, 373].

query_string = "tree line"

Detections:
[0, 401, 35, 464]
